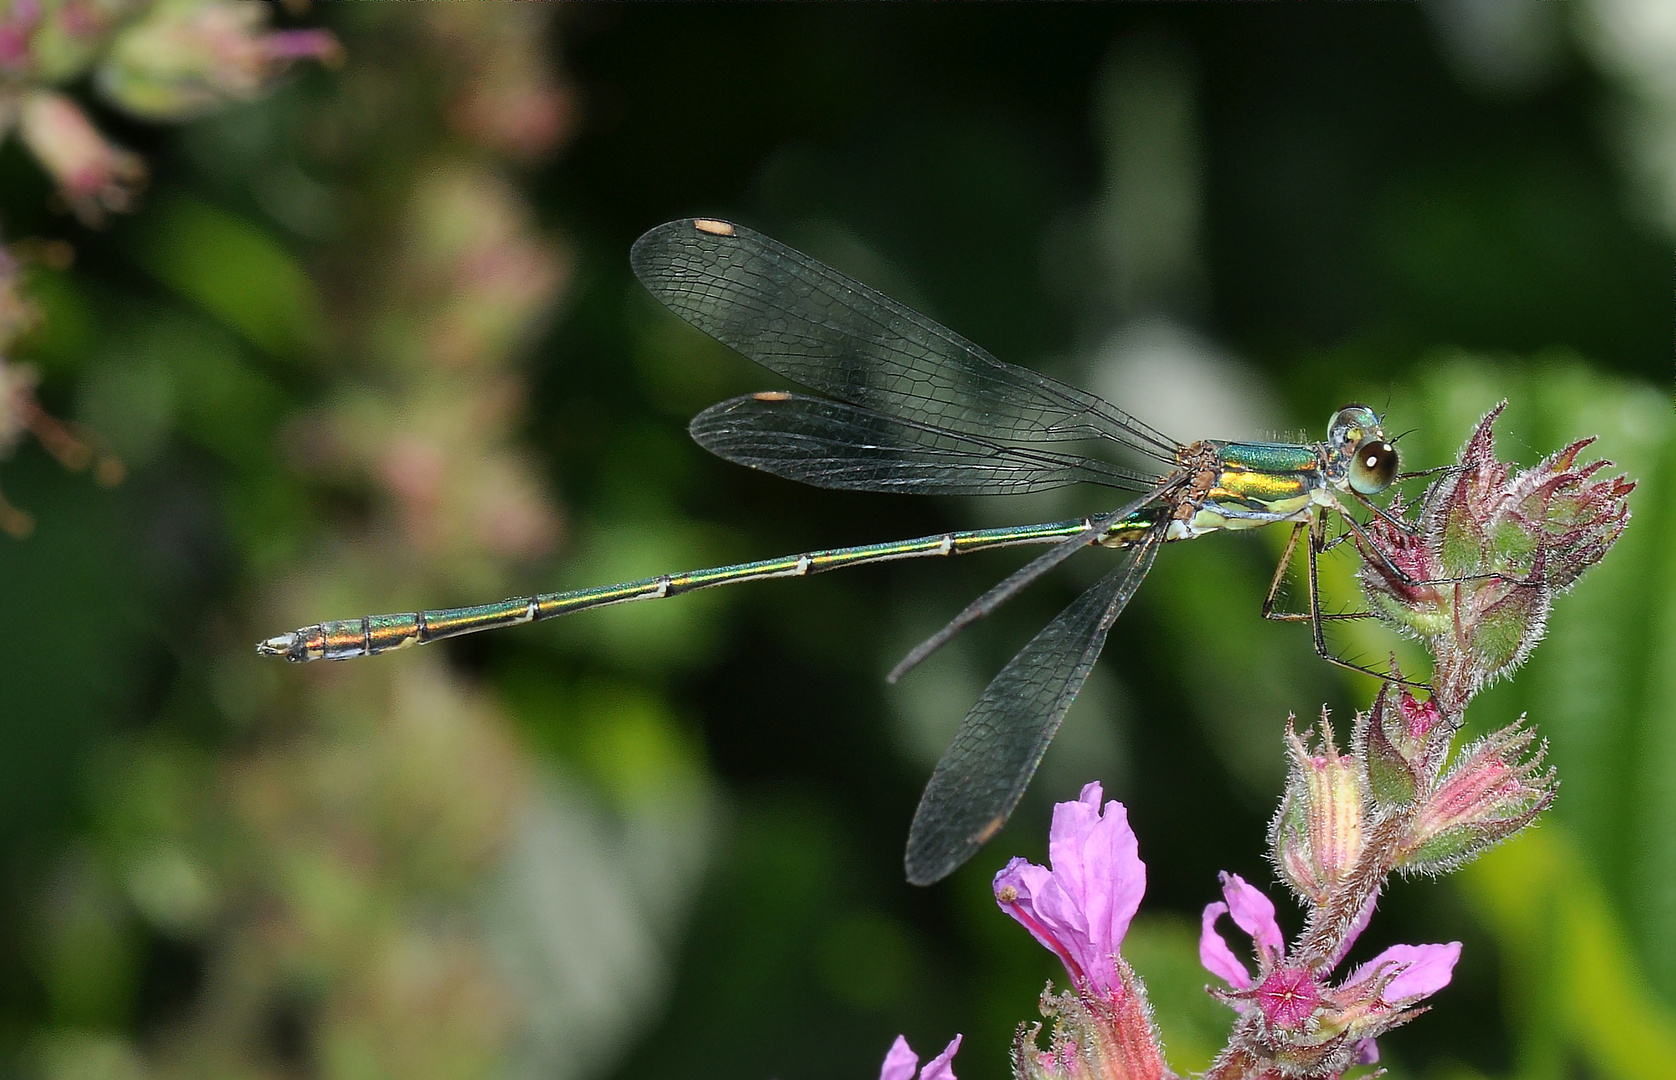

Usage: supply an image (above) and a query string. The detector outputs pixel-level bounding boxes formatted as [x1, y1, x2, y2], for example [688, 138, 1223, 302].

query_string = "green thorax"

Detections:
[1102, 440, 1329, 546]
[1216, 441, 1321, 475]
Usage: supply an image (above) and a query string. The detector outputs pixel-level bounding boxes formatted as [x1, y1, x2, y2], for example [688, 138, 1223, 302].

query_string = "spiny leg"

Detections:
[1262, 522, 1310, 624]
[1262, 517, 1368, 624]
[1305, 511, 1428, 688]
[1397, 464, 1460, 483]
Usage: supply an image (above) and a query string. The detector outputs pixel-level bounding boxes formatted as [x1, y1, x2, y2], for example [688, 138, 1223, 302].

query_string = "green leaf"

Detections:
[130, 192, 323, 359]
[1459, 827, 1676, 1078]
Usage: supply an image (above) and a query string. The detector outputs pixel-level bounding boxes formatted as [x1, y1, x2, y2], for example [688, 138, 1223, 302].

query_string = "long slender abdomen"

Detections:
[256, 517, 1099, 662]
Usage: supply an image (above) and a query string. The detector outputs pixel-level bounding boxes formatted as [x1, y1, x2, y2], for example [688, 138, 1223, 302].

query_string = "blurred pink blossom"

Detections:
[16, 89, 144, 223]
[0, 0, 42, 69]
[99, 1, 341, 120]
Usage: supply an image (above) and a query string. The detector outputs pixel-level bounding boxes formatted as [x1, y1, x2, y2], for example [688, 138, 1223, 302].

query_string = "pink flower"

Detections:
[993, 781, 1145, 997]
[1200, 872, 1462, 1053]
[878, 1034, 961, 1080]
[999, 784, 1169, 1078]
[1198, 872, 1282, 989]
[1254, 967, 1321, 1028]
[98, 2, 341, 121]
[1343, 941, 1463, 1003]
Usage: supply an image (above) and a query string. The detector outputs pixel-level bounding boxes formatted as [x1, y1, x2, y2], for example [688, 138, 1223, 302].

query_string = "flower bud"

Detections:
[1014, 966, 1168, 1080]
[1353, 681, 1448, 810]
[1270, 716, 1365, 904]
[1397, 719, 1555, 874]
[1358, 402, 1633, 706]
[1510, 440, 1637, 590]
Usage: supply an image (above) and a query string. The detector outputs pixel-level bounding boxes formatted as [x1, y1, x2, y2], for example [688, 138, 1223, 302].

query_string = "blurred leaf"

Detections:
[224, 470, 313, 572]
[33, 853, 138, 1029]
[0, 456, 145, 854]
[572, 680, 707, 810]
[541, 516, 738, 672]
[75, 349, 174, 468]
[80, 314, 286, 468]
[1459, 826, 1676, 1079]
[130, 193, 323, 359]
[815, 911, 918, 1013]
[1372, 162, 1666, 367]
[1143, 533, 1334, 794]
[26, 1031, 148, 1080]
[16, 266, 96, 376]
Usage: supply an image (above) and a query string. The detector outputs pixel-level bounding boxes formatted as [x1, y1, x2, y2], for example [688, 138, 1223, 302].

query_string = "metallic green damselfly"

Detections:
[258, 218, 1407, 885]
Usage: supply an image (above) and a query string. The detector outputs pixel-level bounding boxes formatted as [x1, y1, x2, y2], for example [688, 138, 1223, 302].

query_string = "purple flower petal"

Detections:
[1349, 942, 1462, 1002]
[879, 1036, 920, 1080]
[1199, 902, 1254, 987]
[1353, 1038, 1380, 1065]
[1219, 872, 1285, 965]
[1047, 782, 1145, 992]
[918, 1035, 962, 1080]
[993, 783, 1146, 996]
[994, 858, 1069, 961]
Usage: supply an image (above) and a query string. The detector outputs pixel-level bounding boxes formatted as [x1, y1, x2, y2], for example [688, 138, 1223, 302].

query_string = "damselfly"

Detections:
[258, 218, 1408, 885]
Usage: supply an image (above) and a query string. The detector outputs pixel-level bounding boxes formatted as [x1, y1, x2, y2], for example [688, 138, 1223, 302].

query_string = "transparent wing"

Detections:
[632, 219, 1181, 463]
[903, 529, 1163, 885]
[887, 482, 1173, 681]
[690, 393, 1163, 496]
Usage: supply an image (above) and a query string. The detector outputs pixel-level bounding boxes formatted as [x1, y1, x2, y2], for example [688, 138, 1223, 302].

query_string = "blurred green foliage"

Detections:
[0, 5, 1670, 1080]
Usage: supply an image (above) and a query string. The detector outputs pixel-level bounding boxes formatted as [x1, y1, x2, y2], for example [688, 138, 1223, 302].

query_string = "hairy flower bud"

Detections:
[1353, 682, 1447, 809]
[1396, 718, 1555, 874]
[1270, 716, 1365, 905]
[1358, 402, 1633, 709]
[1014, 966, 1169, 1080]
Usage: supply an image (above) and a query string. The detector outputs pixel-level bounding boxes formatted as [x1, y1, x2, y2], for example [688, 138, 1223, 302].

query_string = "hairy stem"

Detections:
[1294, 808, 1412, 971]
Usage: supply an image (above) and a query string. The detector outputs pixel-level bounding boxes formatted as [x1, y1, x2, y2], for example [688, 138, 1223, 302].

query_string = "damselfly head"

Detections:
[1326, 404, 1398, 495]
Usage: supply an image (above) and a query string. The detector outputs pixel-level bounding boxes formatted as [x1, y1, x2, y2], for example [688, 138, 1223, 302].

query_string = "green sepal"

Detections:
[1470, 587, 1540, 674]
[1489, 518, 1536, 573]
[1440, 508, 1483, 578]
[1365, 745, 1417, 809]
[1399, 824, 1487, 873]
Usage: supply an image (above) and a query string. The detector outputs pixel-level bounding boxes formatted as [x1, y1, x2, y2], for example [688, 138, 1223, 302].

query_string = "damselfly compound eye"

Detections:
[1349, 438, 1398, 494]
[1327, 404, 1379, 450]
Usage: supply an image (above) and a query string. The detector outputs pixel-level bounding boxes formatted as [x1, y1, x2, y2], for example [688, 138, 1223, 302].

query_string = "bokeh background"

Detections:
[0, 3, 1672, 1079]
